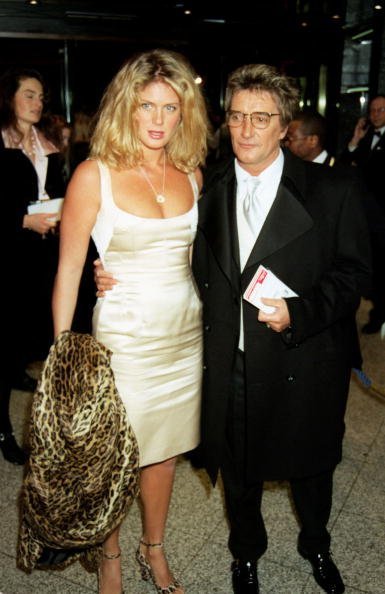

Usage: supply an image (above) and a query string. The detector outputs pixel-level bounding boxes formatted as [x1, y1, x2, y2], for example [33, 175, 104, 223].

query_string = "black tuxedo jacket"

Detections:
[192, 151, 371, 484]
[340, 127, 385, 211]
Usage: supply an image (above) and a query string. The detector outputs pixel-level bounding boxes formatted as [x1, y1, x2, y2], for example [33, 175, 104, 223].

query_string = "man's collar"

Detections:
[313, 150, 328, 164]
[235, 149, 284, 184]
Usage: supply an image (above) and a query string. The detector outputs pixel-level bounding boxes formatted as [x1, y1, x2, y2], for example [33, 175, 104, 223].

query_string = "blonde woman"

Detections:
[52, 49, 209, 594]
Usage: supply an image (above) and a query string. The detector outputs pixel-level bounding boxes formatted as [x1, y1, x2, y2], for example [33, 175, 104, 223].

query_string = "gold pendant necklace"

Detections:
[139, 153, 166, 203]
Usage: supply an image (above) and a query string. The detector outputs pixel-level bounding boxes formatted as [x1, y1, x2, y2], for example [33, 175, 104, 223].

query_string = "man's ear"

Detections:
[279, 125, 288, 140]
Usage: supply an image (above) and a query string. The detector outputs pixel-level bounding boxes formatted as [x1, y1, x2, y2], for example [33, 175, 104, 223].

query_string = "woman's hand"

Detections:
[23, 213, 57, 235]
[94, 258, 117, 297]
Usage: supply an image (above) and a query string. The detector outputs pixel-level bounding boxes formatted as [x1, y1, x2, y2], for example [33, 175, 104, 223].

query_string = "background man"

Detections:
[340, 95, 385, 334]
[284, 110, 335, 165]
[285, 109, 364, 373]
[192, 64, 371, 594]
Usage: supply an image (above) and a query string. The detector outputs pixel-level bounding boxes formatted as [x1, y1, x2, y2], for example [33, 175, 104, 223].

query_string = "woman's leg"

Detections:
[139, 456, 183, 592]
[99, 526, 123, 594]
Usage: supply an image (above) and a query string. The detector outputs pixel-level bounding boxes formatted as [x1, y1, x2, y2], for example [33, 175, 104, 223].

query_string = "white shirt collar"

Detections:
[313, 150, 328, 164]
[235, 149, 284, 188]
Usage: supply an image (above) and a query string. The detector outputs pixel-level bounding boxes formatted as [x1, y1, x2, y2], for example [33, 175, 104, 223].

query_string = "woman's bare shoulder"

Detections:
[65, 159, 101, 206]
[68, 159, 100, 189]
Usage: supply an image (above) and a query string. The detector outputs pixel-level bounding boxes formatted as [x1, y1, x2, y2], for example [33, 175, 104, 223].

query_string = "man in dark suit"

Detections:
[340, 95, 385, 334]
[284, 110, 335, 166]
[192, 64, 371, 594]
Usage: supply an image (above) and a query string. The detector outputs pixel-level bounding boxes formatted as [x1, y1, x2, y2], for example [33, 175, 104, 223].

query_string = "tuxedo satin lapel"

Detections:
[199, 172, 237, 284]
[244, 181, 313, 270]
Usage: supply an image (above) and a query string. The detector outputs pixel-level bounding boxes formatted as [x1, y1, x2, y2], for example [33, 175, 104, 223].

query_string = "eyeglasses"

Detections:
[226, 110, 280, 129]
[369, 106, 385, 114]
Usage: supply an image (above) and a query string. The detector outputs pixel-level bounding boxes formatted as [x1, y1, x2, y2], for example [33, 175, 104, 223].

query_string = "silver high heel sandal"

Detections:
[135, 539, 182, 594]
[98, 550, 125, 594]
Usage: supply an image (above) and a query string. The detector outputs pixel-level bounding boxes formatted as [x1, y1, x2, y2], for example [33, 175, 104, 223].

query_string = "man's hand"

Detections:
[349, 116, 369, 148]
[258, 298, 291, 332]
[94, 258, 117, 297]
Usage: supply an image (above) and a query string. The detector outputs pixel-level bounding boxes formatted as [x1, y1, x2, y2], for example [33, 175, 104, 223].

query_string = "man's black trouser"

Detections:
[221, 349, 333, 560]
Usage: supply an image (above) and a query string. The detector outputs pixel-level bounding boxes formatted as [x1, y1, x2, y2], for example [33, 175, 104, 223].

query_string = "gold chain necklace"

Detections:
[139, 153, 166, 204]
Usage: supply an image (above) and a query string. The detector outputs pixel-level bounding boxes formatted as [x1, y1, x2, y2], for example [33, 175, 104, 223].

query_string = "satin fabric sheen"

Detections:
[92, 161, 202, 466]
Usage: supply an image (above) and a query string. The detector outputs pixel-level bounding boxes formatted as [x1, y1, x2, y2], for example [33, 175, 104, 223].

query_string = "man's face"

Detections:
[369, 96, 385, 129]
[284, 120, 313, 160]
[228, 90, 287, 175]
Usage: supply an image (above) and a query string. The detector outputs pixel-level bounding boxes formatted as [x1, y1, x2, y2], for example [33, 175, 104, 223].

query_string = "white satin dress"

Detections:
[92, 161, 202, 466]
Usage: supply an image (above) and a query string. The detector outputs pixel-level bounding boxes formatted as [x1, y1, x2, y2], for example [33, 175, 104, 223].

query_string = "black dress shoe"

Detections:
[231, 560, 259, 594]
[299, 549, 345, 594]
[0, 432, 28, 465]
[12, 372, 37, 392]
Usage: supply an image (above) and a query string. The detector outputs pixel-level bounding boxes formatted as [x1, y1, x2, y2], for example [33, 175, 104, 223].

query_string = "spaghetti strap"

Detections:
[96, 160, 115, 210]
[92, 161, 116, 263]
[188, 172, 200, 202]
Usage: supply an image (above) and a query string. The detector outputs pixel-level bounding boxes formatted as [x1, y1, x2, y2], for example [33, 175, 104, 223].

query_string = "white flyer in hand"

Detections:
[243, 265, 298, 314]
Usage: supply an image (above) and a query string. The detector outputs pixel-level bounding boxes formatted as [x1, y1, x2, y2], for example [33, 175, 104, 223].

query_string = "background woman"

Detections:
[52, 49, 209, 594]
[0, 68, 65, 464]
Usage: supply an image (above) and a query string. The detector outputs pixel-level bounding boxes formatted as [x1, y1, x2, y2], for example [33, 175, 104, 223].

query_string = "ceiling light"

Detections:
[203, 19, 226, 24]
[346, 86, 369, 93]
[351, 28, 373, 40]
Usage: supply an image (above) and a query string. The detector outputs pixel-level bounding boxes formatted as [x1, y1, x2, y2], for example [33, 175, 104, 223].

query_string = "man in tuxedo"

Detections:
[284, 110, 336, 166]
[192, 64, 371, 594]
[340, 95, 385, 333]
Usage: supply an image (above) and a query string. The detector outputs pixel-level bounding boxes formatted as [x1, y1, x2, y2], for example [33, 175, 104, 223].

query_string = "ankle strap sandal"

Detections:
[136, 540, 182, 593]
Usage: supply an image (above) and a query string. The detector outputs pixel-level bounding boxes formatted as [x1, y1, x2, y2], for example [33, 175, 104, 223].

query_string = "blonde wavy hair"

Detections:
[90, 49, 209, 172]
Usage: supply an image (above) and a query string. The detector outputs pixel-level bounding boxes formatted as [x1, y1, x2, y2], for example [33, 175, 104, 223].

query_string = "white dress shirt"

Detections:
[313, 150, 329, 164]
[235, 150, 284, 349]
[371, 125, 385, 149]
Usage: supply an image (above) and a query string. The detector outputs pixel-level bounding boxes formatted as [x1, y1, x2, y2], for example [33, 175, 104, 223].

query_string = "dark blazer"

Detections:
[0, 137, 65, 362]
[340, 127, 385, 211]
[192, 150, 371, 485]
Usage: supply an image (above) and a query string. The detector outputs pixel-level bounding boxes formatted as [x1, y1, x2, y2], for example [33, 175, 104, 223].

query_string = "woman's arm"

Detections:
[52, 160, 100, 337]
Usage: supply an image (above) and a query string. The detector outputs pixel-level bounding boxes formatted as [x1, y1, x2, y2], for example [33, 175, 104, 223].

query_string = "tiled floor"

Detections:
[1, 301, 385, 594]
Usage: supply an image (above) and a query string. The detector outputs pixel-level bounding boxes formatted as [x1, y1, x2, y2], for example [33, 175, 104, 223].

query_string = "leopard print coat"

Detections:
[17, 331, 139, 573]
